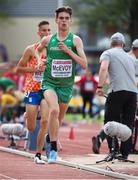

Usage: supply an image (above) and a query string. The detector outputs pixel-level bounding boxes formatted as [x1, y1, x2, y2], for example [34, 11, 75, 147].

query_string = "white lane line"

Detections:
[0, 173, 17, 180]
[0, 146, 138, 179]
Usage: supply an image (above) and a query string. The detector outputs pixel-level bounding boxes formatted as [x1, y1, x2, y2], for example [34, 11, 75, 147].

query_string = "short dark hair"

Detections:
[111, 41, 124, 47]
[55, 6, 72, 18]
[38, 21, 49, 28]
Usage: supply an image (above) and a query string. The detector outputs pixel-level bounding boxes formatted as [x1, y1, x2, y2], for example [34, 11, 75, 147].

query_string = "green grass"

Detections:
[64, 112, 104, 124]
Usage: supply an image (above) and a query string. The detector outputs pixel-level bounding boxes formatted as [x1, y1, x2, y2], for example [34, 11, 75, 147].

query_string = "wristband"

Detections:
[97, 86, 102, 88]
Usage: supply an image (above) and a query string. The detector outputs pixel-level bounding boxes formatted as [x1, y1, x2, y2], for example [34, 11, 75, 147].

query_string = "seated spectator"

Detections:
[0, 87, 18, 122]
[3, 68, 25, 90]
[0, 77, 17, 91]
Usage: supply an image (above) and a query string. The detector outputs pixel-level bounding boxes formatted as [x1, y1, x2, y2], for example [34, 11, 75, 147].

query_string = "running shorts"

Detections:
[42, 82, 73, 103]
[24, 90, 43, 105]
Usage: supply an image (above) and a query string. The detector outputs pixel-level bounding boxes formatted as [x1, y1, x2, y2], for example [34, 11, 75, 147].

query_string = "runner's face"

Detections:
[38, 24, 51, 38]
[56, 12, 71, 31]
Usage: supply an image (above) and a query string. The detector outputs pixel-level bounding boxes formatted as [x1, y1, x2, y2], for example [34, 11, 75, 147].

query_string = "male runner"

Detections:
[16, 21, 51, 164]
[36, 6, 88, 163]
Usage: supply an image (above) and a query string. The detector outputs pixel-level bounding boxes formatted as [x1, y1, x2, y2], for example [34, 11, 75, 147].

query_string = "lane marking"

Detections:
[0, 173, 17, 180]
[0, 146, 138, 179]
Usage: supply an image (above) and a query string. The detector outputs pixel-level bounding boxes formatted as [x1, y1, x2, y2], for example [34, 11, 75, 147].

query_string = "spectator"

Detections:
[3, 68, 25, 90]
[0, 87, 18, 122]
[0, 77, 17, 91]
[76, 69, 98, 119]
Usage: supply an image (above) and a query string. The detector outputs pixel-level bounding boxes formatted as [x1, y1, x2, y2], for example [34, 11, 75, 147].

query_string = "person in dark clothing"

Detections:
[95, 32, 138, 160]
[76, 69, 97, 119]
[92, 38, 138, 155]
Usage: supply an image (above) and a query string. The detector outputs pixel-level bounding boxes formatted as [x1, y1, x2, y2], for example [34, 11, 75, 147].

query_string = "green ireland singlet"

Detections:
[42, 32, 77, 88]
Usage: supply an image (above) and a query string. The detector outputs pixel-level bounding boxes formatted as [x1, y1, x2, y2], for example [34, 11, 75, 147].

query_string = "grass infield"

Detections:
[64, 112, 104, 124]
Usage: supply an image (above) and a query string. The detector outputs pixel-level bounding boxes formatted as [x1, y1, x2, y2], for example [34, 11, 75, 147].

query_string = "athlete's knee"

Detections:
[27, 124, 35, 131]
[26, 115, 37, 131]
[40, 120, 48, 128]
[50, 107, 59, 118]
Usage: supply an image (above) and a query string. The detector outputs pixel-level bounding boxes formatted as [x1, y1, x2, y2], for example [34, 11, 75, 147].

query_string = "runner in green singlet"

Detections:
[36, 6, 88, 163]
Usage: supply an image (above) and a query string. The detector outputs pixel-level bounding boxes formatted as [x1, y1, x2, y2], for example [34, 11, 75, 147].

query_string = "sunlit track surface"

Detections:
[0, 122, 138, 179]
[0, 147, 138, 179]
[0, 149, 112, 180]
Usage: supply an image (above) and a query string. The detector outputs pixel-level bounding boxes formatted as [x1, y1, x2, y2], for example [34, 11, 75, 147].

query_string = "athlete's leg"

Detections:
[25, 104, 38, 131]
[43, 89, 59, 163]
[43, 89, 59, 142]
[45, 103, 68, 156]
[36, 99, 49, 154]
[88, 94, 94, 118]
[56, 103, 68, 151]
[82, 97, 87, 119]
[58, 103, 68, 126]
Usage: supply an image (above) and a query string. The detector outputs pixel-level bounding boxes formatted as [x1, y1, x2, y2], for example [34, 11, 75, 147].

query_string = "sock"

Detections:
[46, 134, 50, 143]
[35, 152, 41, 159]
[51, 141, 57, 151]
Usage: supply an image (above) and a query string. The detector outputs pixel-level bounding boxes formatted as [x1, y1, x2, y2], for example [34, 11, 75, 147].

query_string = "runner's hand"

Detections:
[35, 62, 45, 72]
[58, 41, 69, 53]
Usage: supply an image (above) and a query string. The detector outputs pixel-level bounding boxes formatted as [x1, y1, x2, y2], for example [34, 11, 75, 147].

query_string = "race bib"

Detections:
[33, 58, 45, 82]
[33, 71, 43, 82]
[84, 81, 94, 91]
[51, 59, 72, 78]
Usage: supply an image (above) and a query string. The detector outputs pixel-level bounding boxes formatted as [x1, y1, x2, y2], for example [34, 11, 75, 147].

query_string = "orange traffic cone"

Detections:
[69, 126, 75, 140]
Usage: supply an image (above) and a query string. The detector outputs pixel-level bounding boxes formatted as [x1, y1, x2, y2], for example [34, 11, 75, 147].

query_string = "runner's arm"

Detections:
[96, 60, 109, 96]
[16, 46, 37, 73]
[35, 35, 51, 64]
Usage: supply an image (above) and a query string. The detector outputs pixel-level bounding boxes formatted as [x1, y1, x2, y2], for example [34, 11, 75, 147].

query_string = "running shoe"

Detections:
[92, 136, 101, 154]
[34, 155, 45, 164]
[45, 134, 51, 158]
[48, 150, 57, 164]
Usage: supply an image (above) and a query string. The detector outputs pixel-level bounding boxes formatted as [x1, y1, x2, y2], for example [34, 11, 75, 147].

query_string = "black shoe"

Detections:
[104, 152, 115, 161]
[122, 154, 128, 160]
[117, 154, 128, 161]
[103, 151, 122, 162]
[92, 136, 101, 154]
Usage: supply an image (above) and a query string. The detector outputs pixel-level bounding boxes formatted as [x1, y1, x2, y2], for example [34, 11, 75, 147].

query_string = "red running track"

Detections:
[0, 122, 137, 179]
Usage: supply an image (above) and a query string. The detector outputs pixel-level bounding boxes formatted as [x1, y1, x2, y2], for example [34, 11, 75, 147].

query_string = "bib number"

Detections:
[33, 71, 43, 82]
[84, 81, 94, 91]
[51, 59, 72, 78]
[33, 58, 45, 82]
